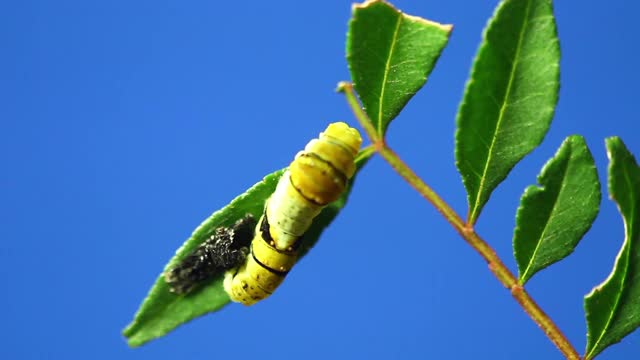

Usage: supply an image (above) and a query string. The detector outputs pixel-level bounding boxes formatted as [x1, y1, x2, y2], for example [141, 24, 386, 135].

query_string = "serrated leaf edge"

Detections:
[467, 0, 535, 224]
[517, 137, 573, 283]
[584, 137, 638, 359]
[350, 0, 452, 135]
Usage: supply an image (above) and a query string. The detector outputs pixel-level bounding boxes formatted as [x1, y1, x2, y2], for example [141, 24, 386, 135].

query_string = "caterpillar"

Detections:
[223, 122, 362, 305]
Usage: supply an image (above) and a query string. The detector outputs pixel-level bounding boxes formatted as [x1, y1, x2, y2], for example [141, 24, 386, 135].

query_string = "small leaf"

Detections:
[123, 155, 371, 347]
[122, 170, 282, 347]
[513, 136, 600, 284]
[584, 137, 640, 359]
[346, 0, 451, 135]
[455, 0, 560, 224]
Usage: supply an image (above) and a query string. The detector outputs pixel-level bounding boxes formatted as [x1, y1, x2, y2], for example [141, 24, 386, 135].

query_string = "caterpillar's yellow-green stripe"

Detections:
[224, 122, 362, 305]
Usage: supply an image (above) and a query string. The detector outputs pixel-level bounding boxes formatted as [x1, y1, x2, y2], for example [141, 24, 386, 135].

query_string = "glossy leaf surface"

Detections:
[513, 136, 600, 284]
[455, 0, 560, 224]
[584, 137, 640, 359]
[347, 0, 451, 135]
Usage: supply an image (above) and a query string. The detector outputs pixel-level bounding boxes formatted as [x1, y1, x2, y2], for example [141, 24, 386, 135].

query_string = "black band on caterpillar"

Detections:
[224, 122, 362, 305]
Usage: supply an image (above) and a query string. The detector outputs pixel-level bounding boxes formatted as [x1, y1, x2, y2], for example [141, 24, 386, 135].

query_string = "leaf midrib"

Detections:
[469, 0, 533, 223]
[586, 161, 637, 359]
[377, 13, 403, 134]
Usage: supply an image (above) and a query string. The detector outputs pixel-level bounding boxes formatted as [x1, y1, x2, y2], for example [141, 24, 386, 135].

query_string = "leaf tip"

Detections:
[122, 323, 142, 348]
[122, 323, 134, 338]
[352, 0, 392, 10]
[335, 81, 352, 94]
[605, 136, 623, 159]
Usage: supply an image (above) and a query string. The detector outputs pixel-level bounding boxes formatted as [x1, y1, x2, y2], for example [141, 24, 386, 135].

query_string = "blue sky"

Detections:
[2, 0, 638, 359]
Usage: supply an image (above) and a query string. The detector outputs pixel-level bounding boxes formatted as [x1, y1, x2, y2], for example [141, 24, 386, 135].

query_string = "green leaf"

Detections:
[584, 137, 640, 359]
[123, 155, 371, 347]
[122, 170, 282, 347]
[513, 136, 600, 284]
[346, 0, 451, 135]
[455, 0, 560, 224]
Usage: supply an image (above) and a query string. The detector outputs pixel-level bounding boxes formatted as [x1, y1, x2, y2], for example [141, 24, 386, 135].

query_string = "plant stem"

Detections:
[339, 82, 581, 360]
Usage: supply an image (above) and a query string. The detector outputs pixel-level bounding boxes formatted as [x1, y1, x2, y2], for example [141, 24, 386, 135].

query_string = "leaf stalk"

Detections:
[339, 82, 580, 360]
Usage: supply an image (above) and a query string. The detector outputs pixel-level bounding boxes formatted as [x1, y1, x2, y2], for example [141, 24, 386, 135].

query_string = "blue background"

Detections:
[2, 0, 638, 359]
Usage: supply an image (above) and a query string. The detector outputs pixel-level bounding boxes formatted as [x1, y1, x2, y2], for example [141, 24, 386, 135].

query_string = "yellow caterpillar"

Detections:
[223, 122, 362, 305]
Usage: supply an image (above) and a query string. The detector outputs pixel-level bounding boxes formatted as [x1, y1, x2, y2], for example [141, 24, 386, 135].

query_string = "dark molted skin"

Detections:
[164, 214, 257, 294]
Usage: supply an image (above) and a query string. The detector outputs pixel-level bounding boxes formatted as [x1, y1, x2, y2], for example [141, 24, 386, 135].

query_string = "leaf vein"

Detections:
[377, 14, 403, 134]
[587, 160, 637, 358]
[470, 0, 533, 222]
[520, 152, 572, 281]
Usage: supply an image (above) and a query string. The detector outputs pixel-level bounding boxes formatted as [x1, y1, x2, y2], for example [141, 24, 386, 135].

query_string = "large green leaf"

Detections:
[584, 137, 640, 359]
[123, 154, 371, 347]
[513, 136, 600, 284]
[455, 0, 560, 224]
[346, 0, 451, 135]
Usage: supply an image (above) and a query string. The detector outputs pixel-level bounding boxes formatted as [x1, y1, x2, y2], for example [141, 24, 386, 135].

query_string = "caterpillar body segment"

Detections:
[224, 122, 362, 305]
[223, 216, 296, 304]
[265, 171, 323, 251]
[271, 122, 362, 251]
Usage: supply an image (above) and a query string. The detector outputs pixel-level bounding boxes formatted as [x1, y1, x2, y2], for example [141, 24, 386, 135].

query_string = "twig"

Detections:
[338, 82, 581, 360]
